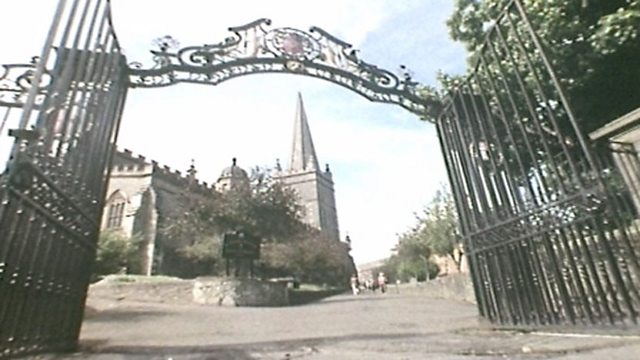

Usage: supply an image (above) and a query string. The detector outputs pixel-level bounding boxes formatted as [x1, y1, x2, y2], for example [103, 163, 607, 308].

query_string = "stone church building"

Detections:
[101, 93, 340, 275]
[273, 93, 340, 242]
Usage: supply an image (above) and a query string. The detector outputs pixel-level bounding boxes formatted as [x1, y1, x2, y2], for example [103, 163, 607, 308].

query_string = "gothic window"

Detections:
[106, 202, 125, 229]
[104, 190, 128, 229]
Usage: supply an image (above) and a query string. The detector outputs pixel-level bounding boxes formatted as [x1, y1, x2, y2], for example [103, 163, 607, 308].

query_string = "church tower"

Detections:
[275, 93, 340, 241]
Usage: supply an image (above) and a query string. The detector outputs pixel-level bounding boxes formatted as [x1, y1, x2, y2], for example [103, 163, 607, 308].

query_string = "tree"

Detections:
[446, 0, 640, 132]
[161, 167, 334, 278]
[416, 188, 463, 272]
[381, 186, 462, 281]
[259, 228, 355, 287]
[245, 167, 307, 243]
[94, 230, 141, 276]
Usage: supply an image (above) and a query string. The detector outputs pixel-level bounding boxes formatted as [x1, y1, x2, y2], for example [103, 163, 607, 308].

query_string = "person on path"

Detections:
[350, 275, 360, 295]
[377, 272, 387, 294]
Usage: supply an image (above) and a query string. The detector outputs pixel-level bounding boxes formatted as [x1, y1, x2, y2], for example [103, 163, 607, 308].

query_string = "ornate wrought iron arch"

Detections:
[127, 19, 438, 117]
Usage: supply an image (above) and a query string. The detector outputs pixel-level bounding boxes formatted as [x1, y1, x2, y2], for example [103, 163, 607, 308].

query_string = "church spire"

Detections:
[289, 92, 320, 172]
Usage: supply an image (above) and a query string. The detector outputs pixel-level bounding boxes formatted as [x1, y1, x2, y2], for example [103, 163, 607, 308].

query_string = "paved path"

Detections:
[38, 288, 640, 359]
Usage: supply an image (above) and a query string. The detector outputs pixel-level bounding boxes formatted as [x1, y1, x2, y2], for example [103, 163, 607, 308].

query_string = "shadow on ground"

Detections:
[305, 293, 392, 305]
[84, 309, 171, 323]
[57, 332, 433, 359]
[288, 289, 346, 305]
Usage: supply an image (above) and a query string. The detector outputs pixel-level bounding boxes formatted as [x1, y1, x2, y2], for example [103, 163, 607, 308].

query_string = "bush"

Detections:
[259, 233, 355, 288]
[94, 230, 141, 276]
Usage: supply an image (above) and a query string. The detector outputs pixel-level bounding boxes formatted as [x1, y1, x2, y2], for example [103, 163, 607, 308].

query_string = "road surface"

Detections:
[35, 285, 640, 359]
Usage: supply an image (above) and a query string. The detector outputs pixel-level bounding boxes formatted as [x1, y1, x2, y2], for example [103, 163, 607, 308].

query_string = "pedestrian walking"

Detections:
[350, 275, 360, 295]
[378, 272, 387, 294]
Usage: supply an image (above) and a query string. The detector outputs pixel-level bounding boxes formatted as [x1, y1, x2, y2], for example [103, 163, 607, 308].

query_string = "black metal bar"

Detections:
[592, 146, 640, 303]
[0, 0, 127, 356]
[493, 24, 567, 199]
[504, 11, 584, 189]
[470, 68, 525, 214]
[485, 36, 550, 207]
[438, 0, 640, 327]
[52, 0, 89, 157]
[566, 223, 610, 324]
[448, 91, 491, 227]
[459, 82, 505, 219]
[435, 116, 488, 315]
[479, 252, 503, 322]
[512, 0, 600, 175]
[557, 227, 593, 323]
[587, 219, 626, 322]
[441, 110, 484, 230]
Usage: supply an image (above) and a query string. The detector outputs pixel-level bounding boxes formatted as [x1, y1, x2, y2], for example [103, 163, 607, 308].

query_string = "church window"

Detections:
[106, 202, 125, 228]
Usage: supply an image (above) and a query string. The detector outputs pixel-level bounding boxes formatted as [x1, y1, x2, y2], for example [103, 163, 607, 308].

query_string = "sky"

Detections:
[0, 0, 467, 265]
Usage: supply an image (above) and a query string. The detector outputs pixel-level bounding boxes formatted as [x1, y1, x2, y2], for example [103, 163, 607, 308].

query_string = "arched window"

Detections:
[106, 202, 125, 229]
[105, 190, 128, 229]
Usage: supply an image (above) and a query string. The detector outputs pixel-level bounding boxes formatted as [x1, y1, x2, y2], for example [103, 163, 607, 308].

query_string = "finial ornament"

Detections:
[187, 158, 197, 177]
[152, 35, 180, 52]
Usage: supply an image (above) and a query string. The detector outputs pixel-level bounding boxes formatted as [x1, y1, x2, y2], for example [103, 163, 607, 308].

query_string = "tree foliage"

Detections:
[161, 167, 354, 285]
[416, 189, 463, 271]
[446, 0, 640, 132]
[162, 168, 304, 266]
[94, 230, 142, 276]
[259, 229, 355, 287]
[381, 186, 462, 281]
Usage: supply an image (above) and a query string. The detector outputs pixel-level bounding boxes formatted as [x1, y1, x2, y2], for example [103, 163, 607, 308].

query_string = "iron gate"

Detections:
[0, 0, 639, 357]
[437, 0, 640, 325]
[0, 0, 126, 356]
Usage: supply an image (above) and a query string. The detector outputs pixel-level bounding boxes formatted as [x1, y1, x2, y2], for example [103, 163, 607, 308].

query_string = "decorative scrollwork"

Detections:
[264, 28, 321, 60]
[128, 19, 436, 116]
[0, 57, 52, 108]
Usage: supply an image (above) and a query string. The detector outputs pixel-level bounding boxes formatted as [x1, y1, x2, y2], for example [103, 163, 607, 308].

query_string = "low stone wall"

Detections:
[89, 279, 194, 305]
[400, 273, 476, 304]
[193, 277, 289, 307]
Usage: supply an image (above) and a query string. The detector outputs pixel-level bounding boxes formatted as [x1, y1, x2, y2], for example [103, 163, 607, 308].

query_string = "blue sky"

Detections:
[0, 0, 467, 265]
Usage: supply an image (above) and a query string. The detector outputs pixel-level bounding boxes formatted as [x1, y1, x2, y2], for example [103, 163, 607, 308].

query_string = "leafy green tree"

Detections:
[259, 228, 355, 287]
[159, 187, 224, 276]
[381, 186, 462, 280]
[94, 230, 141, 276]
[393, 230, 440, 282]
[245, 167, 307, 243]
[161, 167, 331, 278]
[373, 255, 402, 283]
[446, 0, 640, 132]
[416, 188, 463, 272]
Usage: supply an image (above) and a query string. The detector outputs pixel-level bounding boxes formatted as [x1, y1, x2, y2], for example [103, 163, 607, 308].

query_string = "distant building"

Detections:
[101, 93, 342, 275]
[356, 259, 387, 283]
[431, 251, 468, 277]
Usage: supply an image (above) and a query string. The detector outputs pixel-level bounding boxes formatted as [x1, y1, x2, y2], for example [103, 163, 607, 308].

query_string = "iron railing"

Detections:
[0, 0, 126, 357]
[437, 0, 640, 326]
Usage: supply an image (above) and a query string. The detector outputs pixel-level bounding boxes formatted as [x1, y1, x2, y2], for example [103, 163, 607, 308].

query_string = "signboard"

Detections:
[222, 232, 261, 260]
